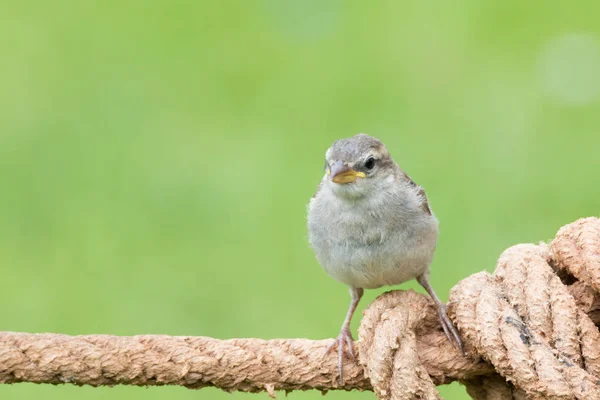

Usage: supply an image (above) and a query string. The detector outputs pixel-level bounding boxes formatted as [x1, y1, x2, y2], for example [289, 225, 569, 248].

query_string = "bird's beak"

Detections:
[328, 160, 366, 184]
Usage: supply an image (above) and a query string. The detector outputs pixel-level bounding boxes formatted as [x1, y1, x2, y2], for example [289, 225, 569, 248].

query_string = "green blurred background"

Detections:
[1, 1, 599, 399]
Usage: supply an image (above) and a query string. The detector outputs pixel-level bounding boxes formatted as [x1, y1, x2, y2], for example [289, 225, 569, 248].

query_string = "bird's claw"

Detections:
[324, 327, 355, 384]
[436, 303, 465, 356]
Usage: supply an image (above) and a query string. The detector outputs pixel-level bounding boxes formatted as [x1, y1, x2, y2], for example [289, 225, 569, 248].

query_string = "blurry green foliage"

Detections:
[1, 1, 599, 399]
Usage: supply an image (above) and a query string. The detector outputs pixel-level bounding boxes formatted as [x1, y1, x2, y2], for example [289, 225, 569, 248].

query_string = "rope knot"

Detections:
[357, 217, 600, 399]
[358, 290, 446, 399]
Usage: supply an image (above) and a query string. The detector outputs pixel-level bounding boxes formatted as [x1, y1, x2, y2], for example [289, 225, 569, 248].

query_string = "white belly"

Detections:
[316, 226, 437, 289]
[308, 200, 439, 289]
[308, 177, 439, 289]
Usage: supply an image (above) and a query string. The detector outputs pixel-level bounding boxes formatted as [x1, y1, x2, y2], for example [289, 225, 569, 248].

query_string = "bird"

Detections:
[307, 133, 463, 383]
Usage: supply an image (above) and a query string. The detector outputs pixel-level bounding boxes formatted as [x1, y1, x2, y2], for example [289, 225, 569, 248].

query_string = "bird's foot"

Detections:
[436, 303, 465, 355]
[324, 327, 355, 385]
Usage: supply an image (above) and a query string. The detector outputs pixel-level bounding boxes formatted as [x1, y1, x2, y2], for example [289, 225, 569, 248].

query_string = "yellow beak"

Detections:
[329, 161, 366, 184]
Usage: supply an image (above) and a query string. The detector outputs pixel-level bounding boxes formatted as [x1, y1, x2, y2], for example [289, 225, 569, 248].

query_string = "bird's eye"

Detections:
[365, 157, 375, 170]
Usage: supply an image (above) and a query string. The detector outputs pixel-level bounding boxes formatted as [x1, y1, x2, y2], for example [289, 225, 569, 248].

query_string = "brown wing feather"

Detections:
[401, 172, 432, 216]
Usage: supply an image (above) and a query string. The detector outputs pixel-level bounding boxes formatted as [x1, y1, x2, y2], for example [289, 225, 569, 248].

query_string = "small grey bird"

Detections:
[307, 133, 463, 382]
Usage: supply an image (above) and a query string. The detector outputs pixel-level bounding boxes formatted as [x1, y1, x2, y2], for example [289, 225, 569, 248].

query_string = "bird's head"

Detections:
[323, 133, 398, 199]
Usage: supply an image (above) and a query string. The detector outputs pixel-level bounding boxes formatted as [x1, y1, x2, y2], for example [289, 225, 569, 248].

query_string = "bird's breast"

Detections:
[308, 192, 438, 289]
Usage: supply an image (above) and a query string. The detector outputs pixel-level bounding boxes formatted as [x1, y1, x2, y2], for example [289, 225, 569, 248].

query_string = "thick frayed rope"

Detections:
[455, 217, 600, 399]
[357, 217, 600, 399]
[0, 330, 486, 394]
[0, 217, 599, 399]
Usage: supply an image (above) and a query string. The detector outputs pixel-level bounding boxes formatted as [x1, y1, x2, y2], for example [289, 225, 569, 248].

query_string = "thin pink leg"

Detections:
[417, 274, 464, 355]
[325, 287, 364, 384]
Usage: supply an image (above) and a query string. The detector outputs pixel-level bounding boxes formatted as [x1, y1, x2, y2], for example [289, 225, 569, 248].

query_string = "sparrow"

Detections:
[307, 133, 463, 383]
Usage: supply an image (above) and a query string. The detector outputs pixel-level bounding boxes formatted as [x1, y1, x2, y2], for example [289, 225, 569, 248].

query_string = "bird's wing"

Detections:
[401, 173, 432, 216]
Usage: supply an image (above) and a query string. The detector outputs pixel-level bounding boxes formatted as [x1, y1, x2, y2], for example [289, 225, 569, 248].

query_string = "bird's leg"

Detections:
[325, 287, 363, 384]
[417, 274, 465, 355]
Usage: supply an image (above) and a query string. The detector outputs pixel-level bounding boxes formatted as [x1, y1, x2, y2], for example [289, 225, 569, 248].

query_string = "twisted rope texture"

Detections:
[0, 217, 599, 399]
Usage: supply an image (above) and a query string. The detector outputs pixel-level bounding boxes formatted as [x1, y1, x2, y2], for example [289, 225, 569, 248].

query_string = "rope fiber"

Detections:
[1, 217, 599, 399]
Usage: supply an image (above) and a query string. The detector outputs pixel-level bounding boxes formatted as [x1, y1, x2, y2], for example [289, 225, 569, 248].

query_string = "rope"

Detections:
[0, 217, 599, 399]
[0, 332, 486, 395]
